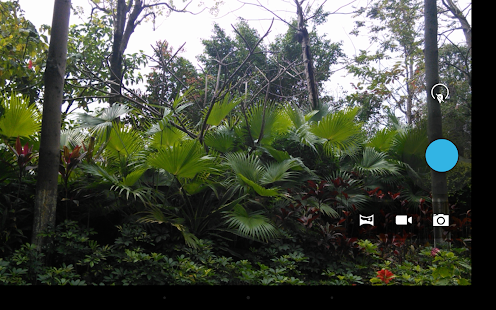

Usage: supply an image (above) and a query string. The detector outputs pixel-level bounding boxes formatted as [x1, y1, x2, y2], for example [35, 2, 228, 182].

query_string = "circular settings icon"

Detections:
[430, 83, 450, 104]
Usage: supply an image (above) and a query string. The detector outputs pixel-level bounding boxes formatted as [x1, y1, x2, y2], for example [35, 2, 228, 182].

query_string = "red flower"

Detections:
[28, 59, 33, 70]
[376, 269, 395, 284]
[431, 247, 440, 257]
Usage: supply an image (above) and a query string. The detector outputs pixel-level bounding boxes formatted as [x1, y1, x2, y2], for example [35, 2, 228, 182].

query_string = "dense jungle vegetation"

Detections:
[0, 0, 471, 286]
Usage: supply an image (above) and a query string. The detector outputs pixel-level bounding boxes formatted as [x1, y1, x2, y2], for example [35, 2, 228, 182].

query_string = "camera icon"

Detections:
[433, 214, 449, 227]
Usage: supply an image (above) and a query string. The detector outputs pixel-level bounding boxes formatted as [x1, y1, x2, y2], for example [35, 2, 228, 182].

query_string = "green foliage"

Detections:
[388, 248, 471, 286]
[352, 147, 400, 177]
[0, 0, 472, 288]
[309, 107, 363, 156]
[0, 219, 471, 286]
[223, 205, 279, 243]
[243, 102, 292, 146]
[205, 94, 242, 126]
[0, 93, 41, 140]
[66, 13, 147, 111]
[204, 125, 237, 153]
[223, 152, 306, 197]
[147, 140, 218, 180]
[0, 1, 48, 102]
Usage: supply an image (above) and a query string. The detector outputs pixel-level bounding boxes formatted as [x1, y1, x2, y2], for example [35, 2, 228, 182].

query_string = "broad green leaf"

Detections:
[204, 126, 236, 153]
[0, 94, 40, 139]
[223, 205, 279, 242]
[310, 107, 363, 155]
[147, 140, 217, 179]
[122, 169, 146, 187]
[237, 173, 279, 197]
[206, 95, 241, 126]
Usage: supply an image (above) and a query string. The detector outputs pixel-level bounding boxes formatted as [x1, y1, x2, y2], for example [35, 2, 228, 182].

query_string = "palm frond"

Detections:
[77, 104, 130, 139]
[354, 147, 400, 176]
[390, 125, 429, 171]
[289, 124, 325, 153]
[105, 123, 144, 159]
[246, 102, 292, 145]
[79, 162, 119, 184]
[147, 140, 217, 179]
[400, 184, 432, 210]
[259, 158, 301, 185]
[223, 205, 279, 243]
[310, 107, 363, 155]
[367, 127, 397, 153]
[60, 128, 87, 149]
[224, 152, 264, 183]
[237, 174, 280, 197]
[205, 94, 242, 126]
[150, 124, 186, 148]
[260, 145, 291, 163]
[122, 168, 146, 187]
[204, 126, 237, 153]
[0, 94, 41, 139]
[283, 103, 305, 129]
[137, 204, 179, 224]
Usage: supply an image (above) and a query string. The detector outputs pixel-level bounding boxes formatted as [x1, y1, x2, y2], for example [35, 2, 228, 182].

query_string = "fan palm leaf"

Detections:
[205, 94, 242, 126]
[353, 147, 400, 176]
[105, 123, 144, 159]
[224, 152, 264, 183]
[237, 174, 280, 197]
[60, 128, 86, 149]
[77, 104, 130, 140]
[147, 140, 217, 180]
[245, 102, 292, 145]
[283, 103, 305, 129]
[309, 107, 363, 156]
[223, 205, 279, 243]
[204, 125, 237, 153]
[0, 94, 41, 139]
[259, 158, 302, 185]
[390, 125, 429, 172]
[79, 162, 150, 203]
[151, 125, 186, 148]
[289, 123, 325, 153]
[367, 127, 397, 153]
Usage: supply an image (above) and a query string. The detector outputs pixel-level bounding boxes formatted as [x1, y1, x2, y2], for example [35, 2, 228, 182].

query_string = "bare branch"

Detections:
[236, 0, 297, 30]
[142, 1, 207, 15]
[199, 18, 275, 145]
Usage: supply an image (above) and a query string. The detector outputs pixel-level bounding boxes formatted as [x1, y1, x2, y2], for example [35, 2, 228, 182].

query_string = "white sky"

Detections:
[16, 0, 470, 110]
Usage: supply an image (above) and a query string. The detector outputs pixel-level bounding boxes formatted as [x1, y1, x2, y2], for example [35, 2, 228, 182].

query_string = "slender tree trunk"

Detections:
[109, 0, 127, 106]
[424, 0, 449, 248]
[109, 0, 143, 106]
[295, 0, 318, 110]
[32, 0, 71, 252]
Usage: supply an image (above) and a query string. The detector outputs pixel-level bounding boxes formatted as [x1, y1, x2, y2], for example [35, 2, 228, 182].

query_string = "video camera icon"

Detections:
[395, 215, 412, 225]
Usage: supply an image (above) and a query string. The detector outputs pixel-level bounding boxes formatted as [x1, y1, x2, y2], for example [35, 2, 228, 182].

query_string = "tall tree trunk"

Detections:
[404, 51, 413, 125]
[109, 0, 127, 106]
[424, 0, 449, 248]
[295, 0, 318, 110]
[32, 0, 71, 252]
[108, 0, 143, 106]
